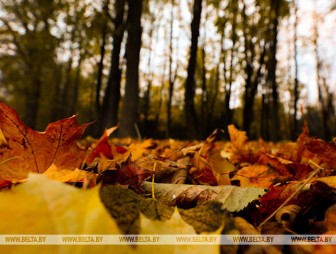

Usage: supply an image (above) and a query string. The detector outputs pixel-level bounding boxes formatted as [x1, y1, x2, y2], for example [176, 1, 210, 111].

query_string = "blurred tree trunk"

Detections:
[119, 0, 143, 137]
[166, 0, 177, 138]
[185, 0, 202, 139]
[312, 11, 330, 139]
[267, 0, 281, 141]
[292, 0, 300, 140]
[98, 0, 126, 133]
[95, 0, 109, 123]
[207, 32, 222, 129]
[223, 0, 238, 131]
[143, 3, 160, 131]
[69, 45, 84, 115]
[200, 46, 207, 138]
[241, 1, 267, 137]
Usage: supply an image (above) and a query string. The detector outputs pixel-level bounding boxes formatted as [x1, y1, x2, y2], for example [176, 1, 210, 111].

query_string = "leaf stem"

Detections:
[152, 162, 157, 200]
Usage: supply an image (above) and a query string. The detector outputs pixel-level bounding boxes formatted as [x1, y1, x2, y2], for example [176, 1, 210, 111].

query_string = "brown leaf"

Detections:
[141, 181, 265, 212]
[178, 202, 226, 233]
[305, 138, 336, 169]
[0, 102, 90, 180]
[190, 153, 218, 186]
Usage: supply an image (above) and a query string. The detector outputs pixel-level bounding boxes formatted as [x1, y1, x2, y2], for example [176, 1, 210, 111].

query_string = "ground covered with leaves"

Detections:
[0, 101, 336, 254]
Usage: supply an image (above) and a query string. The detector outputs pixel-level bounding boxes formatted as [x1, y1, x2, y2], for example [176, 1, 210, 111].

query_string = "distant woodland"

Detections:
[0, 0, 335, 140]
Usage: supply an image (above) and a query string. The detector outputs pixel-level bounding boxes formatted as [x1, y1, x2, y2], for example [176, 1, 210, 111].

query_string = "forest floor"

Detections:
[0, 101, 336, 254]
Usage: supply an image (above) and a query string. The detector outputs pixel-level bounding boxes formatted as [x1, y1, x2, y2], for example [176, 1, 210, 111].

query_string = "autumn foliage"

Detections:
[0, 101, 336, 253]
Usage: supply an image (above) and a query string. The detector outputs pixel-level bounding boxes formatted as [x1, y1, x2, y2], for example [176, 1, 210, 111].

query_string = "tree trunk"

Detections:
[185, 0, 202, 139]
[241, 0, 271, 138]
[223, 1, 238, 130]
[99, 0, 126, 133]
[69, 47, 84, 115]
[312, 7, 330, 140]
[268, 0, 281, 142]
[166, 0, 175, 138]
[143, 3, 159, 129]
[119, 0, 143, 138]
[24, 76, 42, 128]
[95, 1, 109, 118]
[292, 0, 300, 140]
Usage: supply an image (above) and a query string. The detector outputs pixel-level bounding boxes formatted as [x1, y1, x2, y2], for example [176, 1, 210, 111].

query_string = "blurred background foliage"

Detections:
[0, 0, 335, 140]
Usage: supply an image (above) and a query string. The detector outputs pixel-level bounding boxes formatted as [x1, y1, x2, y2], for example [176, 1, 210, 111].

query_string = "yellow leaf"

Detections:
[139, 208, 220, 254]
[0, 174, 131, 254]
[43, 164, 88, 182]
[209, 150, 235, 185]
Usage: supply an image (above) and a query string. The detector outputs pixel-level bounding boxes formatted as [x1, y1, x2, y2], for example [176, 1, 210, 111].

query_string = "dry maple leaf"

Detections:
[0, 102, 90, 180]
[86, 126, 118, 165]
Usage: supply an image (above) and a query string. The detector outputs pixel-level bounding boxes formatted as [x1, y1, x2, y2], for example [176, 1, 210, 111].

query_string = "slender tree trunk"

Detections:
[99, 0, 126, 133]
[69, 48, 83, 115]
[241, 1, 254, 136]
[155, 49, 168, 137]
[143, 3, 158, 127]
[207, 31, 223, 126]
[24, 76, 42, 128]
[200, 47, 207, 137]
[313, 14, 329, 139]
[292, 0, 300, 140]
[223, 2, 238, 129]
[268, 0, 281, 141]
[95, 1, 109, 117]
[119, 0, 143, 138]
[185, 0, 202, 139]
[166, 0, 175, 138]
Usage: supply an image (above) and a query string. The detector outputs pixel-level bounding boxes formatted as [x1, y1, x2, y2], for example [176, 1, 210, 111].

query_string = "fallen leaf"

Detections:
[313, 176, 336, 190]
[231, 164, 279, 187]
[190, 153, 218, 185]
[100, 185, 142, 234]
[129, 139, 157, 161]
[140, 198, 175, 221]
[209, 150, 235, 185]
[259, 182, 315, 217]
[139, 208, 221, 254]
[86, 126, 118, 165]
[0, 173, 130, 254]
[305, 138, 336, 169]
[178, 201, 226, 233]
[42, 164, 88, 183]
[0, 102, 89, 180]
[275, 204, 302, 228]
[141, 181, 265, 212]
[228, 124, 248, 148]
[97, 156, 154, 190]
[257, 153, 313, 181]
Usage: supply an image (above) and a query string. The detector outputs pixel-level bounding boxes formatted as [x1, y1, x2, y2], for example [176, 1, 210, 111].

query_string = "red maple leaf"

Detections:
[0, 101, 90, 180]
